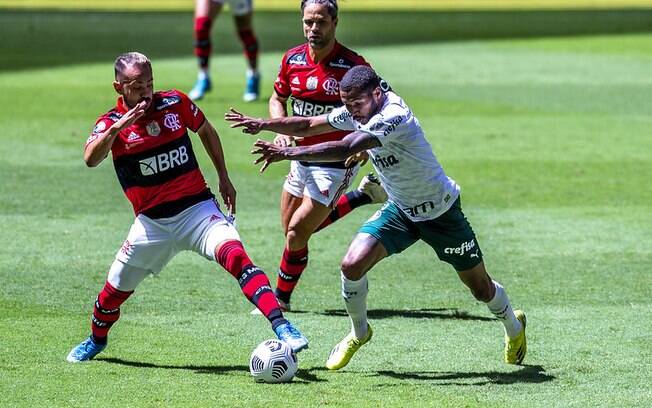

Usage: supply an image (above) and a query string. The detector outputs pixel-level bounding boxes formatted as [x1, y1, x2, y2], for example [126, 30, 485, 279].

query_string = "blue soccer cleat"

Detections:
[66, 336, 106, 363]
[274, 321, 308, 353]
[189, 76, 212, 101]
[243, 71, 260, 102]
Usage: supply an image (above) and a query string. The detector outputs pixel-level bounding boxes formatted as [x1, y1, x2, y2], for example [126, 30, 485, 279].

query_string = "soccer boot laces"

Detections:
[274, 321, 309, 353]
[66, 336, 106, 363]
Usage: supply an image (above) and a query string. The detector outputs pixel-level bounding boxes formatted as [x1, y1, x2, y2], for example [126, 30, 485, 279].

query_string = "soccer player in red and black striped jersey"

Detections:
[189, 0, 260, 102]
[258, 0, 387, 312]
[66, 52, 307, 363]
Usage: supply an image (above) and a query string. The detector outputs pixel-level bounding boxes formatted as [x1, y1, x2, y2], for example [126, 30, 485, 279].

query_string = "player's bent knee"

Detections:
[340, 257, 366, 281]
[106, 260, 151, 292]
[285, 226, 311, 249]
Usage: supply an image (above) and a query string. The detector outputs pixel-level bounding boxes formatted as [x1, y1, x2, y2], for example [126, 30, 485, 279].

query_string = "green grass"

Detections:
[1, 10, 652, 408]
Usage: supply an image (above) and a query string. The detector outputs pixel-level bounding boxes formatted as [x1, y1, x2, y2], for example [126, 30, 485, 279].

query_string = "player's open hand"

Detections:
[114, 100, 147, 131]
[345, 150, 369, 167]
[218, 176, 237, 215]
[273, 134, 295, 147]
[251, 139, 289, 173]
[225, 108, 264, 135]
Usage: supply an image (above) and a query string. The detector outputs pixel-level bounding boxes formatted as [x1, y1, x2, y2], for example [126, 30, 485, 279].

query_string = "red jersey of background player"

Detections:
[86, 90, 214, 218]
[274, 41, 369, 146]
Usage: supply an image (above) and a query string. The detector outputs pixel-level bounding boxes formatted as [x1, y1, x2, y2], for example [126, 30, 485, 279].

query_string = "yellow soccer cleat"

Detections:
[505, 310, 527, 364]
[326, 325, 373, 370]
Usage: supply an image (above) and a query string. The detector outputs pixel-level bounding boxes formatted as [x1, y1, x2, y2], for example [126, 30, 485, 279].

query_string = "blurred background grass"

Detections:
[2, 0, 652, 10]
[2, 7, 652, 72]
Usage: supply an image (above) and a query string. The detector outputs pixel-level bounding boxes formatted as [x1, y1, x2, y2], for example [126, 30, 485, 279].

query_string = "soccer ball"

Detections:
[249, 339, 298, 383]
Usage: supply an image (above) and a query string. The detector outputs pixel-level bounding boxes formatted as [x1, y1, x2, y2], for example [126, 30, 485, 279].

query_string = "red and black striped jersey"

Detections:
[87, 90, 213, 218]
[274, 41, 369, 147]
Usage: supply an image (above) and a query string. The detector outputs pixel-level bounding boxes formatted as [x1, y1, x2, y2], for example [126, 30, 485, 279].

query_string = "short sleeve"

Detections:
[85, 116, 113, 147]
[358, 104, 407, 145]
[327, 105, 356, 131]
[178, 91, 206, 132]
[273, 55, 291, 98]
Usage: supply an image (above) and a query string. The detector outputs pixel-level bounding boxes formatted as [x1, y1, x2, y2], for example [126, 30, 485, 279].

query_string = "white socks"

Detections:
[341, 273, 369, 339]
[486, 280, 522, 338]
[198, 69, 209, 80]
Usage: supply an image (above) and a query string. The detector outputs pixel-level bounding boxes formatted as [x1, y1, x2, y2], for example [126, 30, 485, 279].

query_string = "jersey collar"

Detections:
[307, 40, 342, 66]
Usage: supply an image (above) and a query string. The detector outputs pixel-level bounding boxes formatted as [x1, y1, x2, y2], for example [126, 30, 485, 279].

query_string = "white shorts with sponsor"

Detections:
[283, 161, 359, 207]
[211, 0, 252, 16]
[115, 199, 240, 274]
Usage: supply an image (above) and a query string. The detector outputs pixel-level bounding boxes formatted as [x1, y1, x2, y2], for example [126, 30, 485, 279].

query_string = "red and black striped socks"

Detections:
[91, 281, 133, 344]
[217, 240, 285, 328]
[315, 190, 371, 232]
[275, 246, 309, 304]
[194, 16, 213, 69]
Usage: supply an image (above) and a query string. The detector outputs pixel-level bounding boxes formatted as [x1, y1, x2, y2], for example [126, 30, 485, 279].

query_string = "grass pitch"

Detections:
[1, 9, 651, 408]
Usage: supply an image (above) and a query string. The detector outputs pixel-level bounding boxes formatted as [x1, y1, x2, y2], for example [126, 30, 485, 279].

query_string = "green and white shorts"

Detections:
[359, 197, 483, 271]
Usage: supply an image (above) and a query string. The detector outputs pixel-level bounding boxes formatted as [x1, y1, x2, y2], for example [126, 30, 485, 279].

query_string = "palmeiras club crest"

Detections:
[146, 121, 161, 136]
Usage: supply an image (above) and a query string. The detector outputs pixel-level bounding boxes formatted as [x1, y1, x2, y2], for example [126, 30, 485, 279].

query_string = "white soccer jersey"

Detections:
[327, 91, 460, 221]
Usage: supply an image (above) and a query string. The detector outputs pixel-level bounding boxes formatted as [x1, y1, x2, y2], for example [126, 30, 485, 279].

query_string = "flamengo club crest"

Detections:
[322, 77, 339, 95]
[146, 121, 161, 136]
[306, 76, 318, 90]
[163, 113, 181, 131]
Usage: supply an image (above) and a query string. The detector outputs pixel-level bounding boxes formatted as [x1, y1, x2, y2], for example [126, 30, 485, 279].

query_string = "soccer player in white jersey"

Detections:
[225, 65, 527, 370]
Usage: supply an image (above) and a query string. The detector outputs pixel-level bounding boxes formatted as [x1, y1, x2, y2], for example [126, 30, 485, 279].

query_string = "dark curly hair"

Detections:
[340, 65, 381, 94]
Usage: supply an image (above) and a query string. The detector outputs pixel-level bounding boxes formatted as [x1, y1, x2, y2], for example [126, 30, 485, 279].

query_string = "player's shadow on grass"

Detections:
[97, 357, 328, 382]
[372, 364, 554, 386]
[97, 357, 248, 375]
[312, 308, 494, 322]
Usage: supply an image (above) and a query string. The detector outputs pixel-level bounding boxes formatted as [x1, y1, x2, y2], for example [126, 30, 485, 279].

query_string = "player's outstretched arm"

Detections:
[84, 100, 147, 167]
[268, 90, 295, 146]
[225, 108, 334, 138]
[251, 131, 381, 173]
[197, 119, 237, 214]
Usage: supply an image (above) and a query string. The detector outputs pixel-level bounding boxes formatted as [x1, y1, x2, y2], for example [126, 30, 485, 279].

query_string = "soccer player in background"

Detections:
[66, 52, 307, 363]
[256, 0, 387, 313]
[226, 65, 527, 370]
[189, 0, 260, 101]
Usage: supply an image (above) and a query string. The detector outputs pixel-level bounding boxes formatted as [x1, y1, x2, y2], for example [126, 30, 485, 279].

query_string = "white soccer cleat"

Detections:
[357, 173, 388, 204]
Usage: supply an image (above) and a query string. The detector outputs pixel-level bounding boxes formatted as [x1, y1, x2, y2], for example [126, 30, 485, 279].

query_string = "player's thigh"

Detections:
[106, 259, 152, 292]
[358, 201, 419, 257]
[303, 163, 359, 208]
[181, 199, 241, 261]
[228, 0, 253, 17]
[341, 233, 388, 280]
[234, 11, 253, 29]
[418, 197, 483, 272]
[280, 188, 303, 234]
[287, 195, 335, 238]
[115, 215, 175, 275]
[282, 160, 305, 203]
[196, 0, 223, 18]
